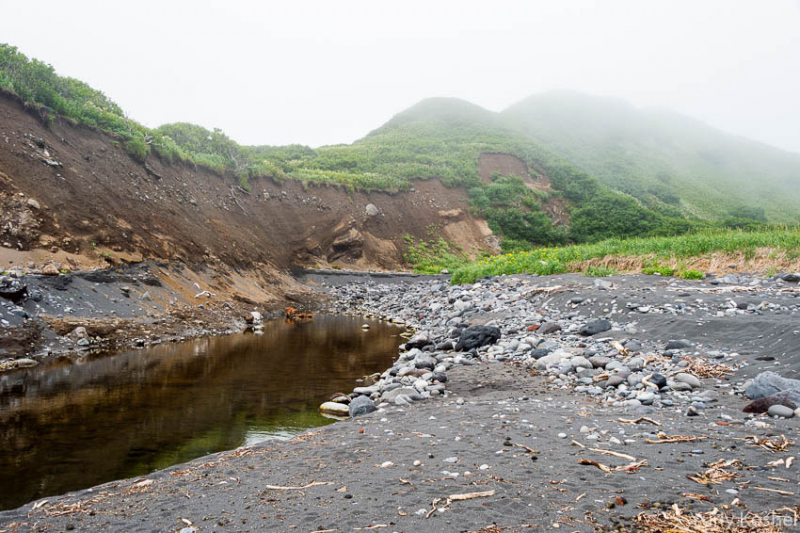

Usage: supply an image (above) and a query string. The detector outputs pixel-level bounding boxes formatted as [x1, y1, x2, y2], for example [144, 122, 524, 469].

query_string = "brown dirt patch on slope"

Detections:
[0, 94, 495, 275]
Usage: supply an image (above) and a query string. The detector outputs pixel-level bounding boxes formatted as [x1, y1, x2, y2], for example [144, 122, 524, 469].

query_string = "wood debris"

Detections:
[521, 285, 566, 297]
[645, 432, 708, 444]
[641, 374, 660, 389]
[578, 458, 611, 472]
[424, 490, 496, 518]
[42, 498, 101, 517]
[449, 490, 495, 501]
[751, 486, 795, 496]
[512, 443, 540, 454]
[264, 481, 332, 490]
[618, 417, 662, 426]
[587, 447, 637, 462]
[688, 459, 742, 485]
[578, 458, 647, 473]
[610, 340, 628, 355]
[748, 435, 794, 453]
[682, 358, 734, 378]
[636, 504, 786, 532]
[682, 492, 714, 502]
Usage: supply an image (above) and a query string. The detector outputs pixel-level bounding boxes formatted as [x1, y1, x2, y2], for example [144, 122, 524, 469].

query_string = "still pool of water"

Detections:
[0, 315, 402, 510]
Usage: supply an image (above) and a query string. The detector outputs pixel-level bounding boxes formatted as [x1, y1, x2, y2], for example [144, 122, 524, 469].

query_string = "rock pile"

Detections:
[320, 274, 800, 425]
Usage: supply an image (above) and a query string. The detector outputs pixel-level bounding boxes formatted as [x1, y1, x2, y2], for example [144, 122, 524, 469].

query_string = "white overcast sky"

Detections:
[1, 0, 799, 152]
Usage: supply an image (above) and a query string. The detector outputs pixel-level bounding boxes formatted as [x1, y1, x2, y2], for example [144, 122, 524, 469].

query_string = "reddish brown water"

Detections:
[0, 315, 401, 510]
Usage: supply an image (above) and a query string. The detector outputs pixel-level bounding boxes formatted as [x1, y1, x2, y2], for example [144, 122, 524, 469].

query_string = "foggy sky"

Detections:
[1, 0, 799, 153]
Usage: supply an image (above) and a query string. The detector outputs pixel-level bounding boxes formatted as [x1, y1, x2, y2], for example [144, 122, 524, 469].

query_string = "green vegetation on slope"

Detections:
[449, 227, 800, 284]
[0, 43, 280, 190]
[1, 43, 791, 252]
[502, 90, 800, 222]
[468, 175, 566, 250]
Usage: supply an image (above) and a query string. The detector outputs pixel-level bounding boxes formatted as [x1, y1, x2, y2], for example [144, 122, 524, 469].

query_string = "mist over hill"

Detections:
[502, 90, 800, 222]
[2, 41, 799, 254]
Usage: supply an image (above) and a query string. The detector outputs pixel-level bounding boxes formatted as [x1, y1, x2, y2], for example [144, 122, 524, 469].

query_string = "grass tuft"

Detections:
[450, 228, 800, 284]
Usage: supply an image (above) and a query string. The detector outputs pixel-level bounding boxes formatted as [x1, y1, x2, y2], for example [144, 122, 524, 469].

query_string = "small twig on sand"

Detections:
[588, 447, 637, 462]
[521, 285, 565, 297]
[578, 458, 612, 472]
[425, 491, 496, 519]
[645, 433, 707, 444]
[618, 417, 662, 426]
[449, 490, 495, 501]
[579, 458, 648, 473]
[264, 481, 332, 490]
[513, 443, 540, 454]
[751, 487, 794, 496]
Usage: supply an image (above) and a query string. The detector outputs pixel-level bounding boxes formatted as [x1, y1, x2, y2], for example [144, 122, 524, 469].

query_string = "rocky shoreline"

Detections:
[319, 271, 800, 420]
[3, 271, 800, 532]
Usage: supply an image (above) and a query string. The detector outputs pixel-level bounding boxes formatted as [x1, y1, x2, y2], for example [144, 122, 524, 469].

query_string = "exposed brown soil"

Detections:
[0, 92, 502, 360]
[0, 93, 494, 277]
[478, 152, 532, 183]
[477, 151, 569, 226]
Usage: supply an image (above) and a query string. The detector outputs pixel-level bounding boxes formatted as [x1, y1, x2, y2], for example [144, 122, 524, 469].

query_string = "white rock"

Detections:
[319, 402, 350, 417]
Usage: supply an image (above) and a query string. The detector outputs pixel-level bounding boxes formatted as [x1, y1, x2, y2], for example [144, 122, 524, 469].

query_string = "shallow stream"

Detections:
[0, 315, 401, 510]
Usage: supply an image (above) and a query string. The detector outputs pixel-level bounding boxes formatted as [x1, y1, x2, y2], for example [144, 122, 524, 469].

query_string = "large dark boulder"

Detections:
[455, 325, 501, 351]
[743, 390, 800, 413]
[349, 395, 376, 417]
[578, 319, 611, 337]
[746, 371, 800, 399]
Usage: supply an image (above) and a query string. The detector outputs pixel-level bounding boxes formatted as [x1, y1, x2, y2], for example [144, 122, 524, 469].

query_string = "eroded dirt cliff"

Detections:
[0, 92, 496, 359]
[0, 92, 496, 276]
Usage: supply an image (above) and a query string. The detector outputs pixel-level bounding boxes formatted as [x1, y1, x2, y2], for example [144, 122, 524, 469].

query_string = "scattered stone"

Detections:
[41, 264, 61, 276]
[665, 339, 693, 350]
[767, 405, 795, 418]
[674, 373, 701, 389]
[538, 322, 562, 334]
[349, 395, 376, 417]
[579, 319, 611, 337]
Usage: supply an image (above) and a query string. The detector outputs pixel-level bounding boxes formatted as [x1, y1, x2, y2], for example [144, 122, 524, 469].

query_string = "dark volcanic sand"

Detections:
[2, 273, 800, 532]
[1, 365, 798, 532]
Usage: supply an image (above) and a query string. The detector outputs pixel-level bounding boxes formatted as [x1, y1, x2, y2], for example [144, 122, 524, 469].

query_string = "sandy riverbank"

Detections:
[2, 272, 800, 532]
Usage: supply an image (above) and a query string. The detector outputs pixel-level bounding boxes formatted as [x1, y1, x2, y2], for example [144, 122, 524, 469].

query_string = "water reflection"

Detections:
[0, 315, 401, 510]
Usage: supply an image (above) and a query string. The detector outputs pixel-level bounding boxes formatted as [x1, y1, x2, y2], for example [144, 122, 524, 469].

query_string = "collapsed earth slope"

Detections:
[0, 91, 495, 278]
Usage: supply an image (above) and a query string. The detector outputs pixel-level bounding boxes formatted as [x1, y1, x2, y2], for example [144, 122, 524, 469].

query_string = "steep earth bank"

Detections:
[0, 91, 497, 362]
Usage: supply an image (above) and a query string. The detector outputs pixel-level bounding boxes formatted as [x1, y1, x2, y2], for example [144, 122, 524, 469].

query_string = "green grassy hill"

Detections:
[2, 42, 796, 253]
[501, 90, 800, 222]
